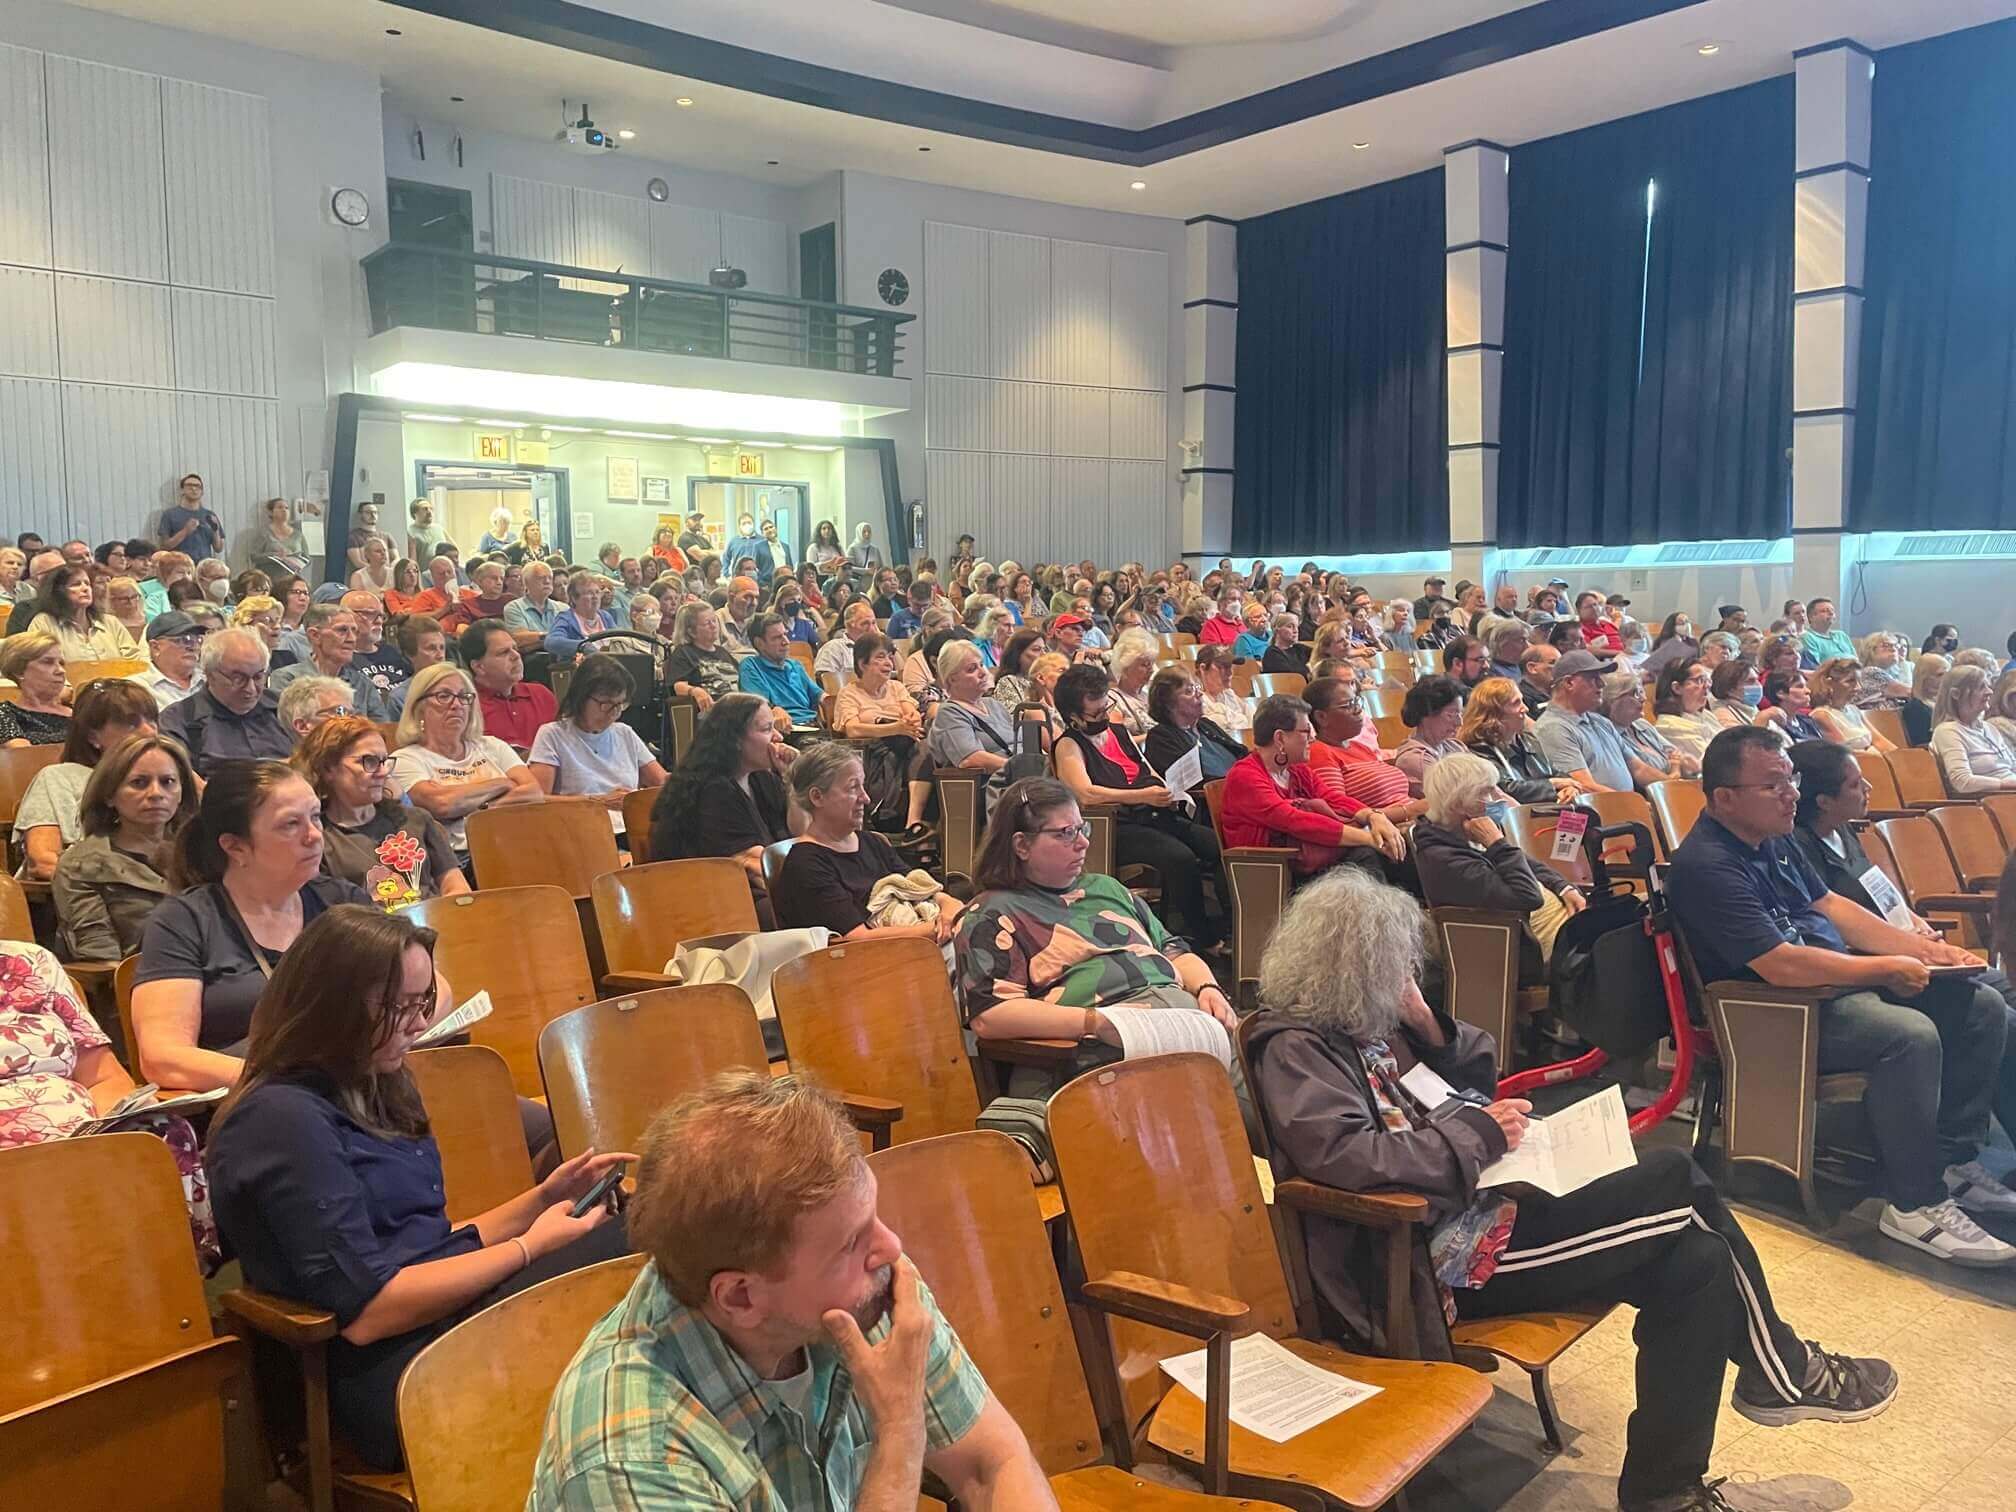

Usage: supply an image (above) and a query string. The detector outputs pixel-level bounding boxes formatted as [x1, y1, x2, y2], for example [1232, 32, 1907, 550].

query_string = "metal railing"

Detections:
[361, 243, 911, 378]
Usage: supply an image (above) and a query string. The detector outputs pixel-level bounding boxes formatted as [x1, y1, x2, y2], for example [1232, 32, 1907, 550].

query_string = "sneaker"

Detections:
[1732, 1341, 1898, 1426]
[1879, 1198, 2016, 1267]
[1944, 1160, 2016, 1216]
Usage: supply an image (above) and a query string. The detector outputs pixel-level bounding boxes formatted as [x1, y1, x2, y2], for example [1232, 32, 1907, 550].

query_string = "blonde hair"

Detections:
[1911, 652, 1950, 703]
[233, 594, 280, 625]
[1813, 657, 1861, 708]
[0, 629, 62, 681]
[394, 662, 485, 748]
[1934, 663, 1991, 728]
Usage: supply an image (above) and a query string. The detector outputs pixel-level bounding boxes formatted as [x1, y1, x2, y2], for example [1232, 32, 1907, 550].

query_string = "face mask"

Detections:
[1942, 637, 1959, 652]
[204, 578, 229, 602]
[1625, 639, 1649, 656]
[1483, 799, 1517, 831]
[1741, 685, 1765, 707]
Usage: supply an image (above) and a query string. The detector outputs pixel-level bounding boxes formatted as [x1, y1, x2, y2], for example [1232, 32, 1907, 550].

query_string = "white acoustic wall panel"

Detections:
[925, 450, 992, 551]
[1108, 390, 1166, 462]
[1048, 456, 1109, 566]
[162, 80, 274, 295]
[720, 213, 789, 294]
[1047, 385, 1109, 459]
[61, 384, 175, 542]
[988, 231, 1050, 382]
[924, 221, 989, 377]
[175, 393, 283, 525]
[648, 203, 720, 285]
[989, 380, 1049, 454]
[573, 188, 651, 277]
[925, 375, 991, 451]
[1108, 247, 1168, 392]
[0, 267, 58, 379]
[1050, 240, 1111, 387]
[0, 45, 51, 268]
[55, 275, 174, 388]
[172, 288, 278, 398]
[990, 452, 1052, 555]
[0, 379, 66, 524]
[1108, 461, 1167, 564]
[45, 56, 167, 283]
[491, 174, 578, 266]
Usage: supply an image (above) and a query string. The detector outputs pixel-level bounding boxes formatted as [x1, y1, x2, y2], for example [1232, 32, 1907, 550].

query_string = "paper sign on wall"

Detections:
[608, 457, 640, 499]
[574, 512, 595, 540]
[515, 439, 550, 465]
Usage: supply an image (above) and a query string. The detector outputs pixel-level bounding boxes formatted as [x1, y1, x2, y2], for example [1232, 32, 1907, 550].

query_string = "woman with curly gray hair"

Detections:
[1245, 868, 1895, 1512]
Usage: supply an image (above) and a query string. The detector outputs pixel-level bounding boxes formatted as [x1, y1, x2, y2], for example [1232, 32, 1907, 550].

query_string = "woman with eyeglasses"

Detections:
[1143, 664, 1247, 786]
[1650, 657, 1724, 764]
[1222, 694, 1407, 879]
[293, 715, 469, 901]
[526, 655, 665, 841]
[386, 663, 542, 864]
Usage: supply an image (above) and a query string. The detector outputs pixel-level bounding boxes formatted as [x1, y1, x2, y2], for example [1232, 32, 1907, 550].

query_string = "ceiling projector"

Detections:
[557, 103, 619, 154]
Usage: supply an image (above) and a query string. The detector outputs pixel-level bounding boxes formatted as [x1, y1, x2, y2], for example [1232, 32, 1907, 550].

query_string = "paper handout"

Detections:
[1476, 1083, 1636, 1197]
[411, 989, 495, 1050]
[1100, 1003, 1234, 1069]
[70, 1084, 228, 1138]
[1161, 743, 1204, 804]
[1160, 1333, 1382, 1443]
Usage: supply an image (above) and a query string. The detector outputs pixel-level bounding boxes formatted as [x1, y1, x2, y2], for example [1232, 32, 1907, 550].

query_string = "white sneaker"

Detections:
[1944, 1160, 2016, 1215]
[1879, 1198, 2016, 1267]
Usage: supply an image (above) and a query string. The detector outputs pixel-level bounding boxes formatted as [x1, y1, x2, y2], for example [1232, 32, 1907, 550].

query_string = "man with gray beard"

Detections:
[1244, 869, 1894, 1512]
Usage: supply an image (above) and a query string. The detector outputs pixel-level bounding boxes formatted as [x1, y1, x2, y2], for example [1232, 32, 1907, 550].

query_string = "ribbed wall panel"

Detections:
[988, 231, 1050, 382]
[172, 288, 277, 398]
[720, 213, 788, 294]
[60, 384, 175, 541]
[1109, 247, 1168, 392]
[648, 203, 720, 284]
[1108, 460, 1168, 564]
[924, 221, 989, 376]
[0, 379, 66, 524]
[55, 274, 173, 387]
[0, 45, 51, 267]
[990, 453, 1052, 556]
[989, 380, 1049, 454]
[0, 267, 58, 378]
[45, 55, 166, 282]
[1050, 240, 1111, 387]
[1048, 456, 1109, 566]
[162, 79, 273, 295]
[1047, 385, 1110, 458]
[175, 392, 283, 532]
[1109, 390, 1167, 461]
[924, 450, 992, 552]
[925, 375, 990, 451]
[491, 174, 577, 266]
[573, 188, 650, 277]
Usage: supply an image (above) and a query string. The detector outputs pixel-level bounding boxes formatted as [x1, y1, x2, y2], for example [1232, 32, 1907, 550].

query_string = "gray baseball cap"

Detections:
[1554, 649, 1616, 679]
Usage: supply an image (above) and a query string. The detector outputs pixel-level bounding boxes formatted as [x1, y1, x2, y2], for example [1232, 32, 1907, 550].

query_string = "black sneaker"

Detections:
[1622, 1477, 1739, 1512]
[1731, 1341, 1897, 1426]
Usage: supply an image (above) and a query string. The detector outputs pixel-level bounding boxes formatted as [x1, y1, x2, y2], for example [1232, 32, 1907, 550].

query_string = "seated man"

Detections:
[815, 598, 876, 680]
[529, 1073, 1054, 1509]
[436, 558, 513, 634]
[463, 619, 556, 756]
[1533, 649, 1665, 793]
[1670, 725, 2016, 1266]
[738, 612, 820, 734]
[269, 603, 394, 722]
[126, 609, 207, 711]
[1247, 868, 1896, 1512]
[159, 627, 294, 773]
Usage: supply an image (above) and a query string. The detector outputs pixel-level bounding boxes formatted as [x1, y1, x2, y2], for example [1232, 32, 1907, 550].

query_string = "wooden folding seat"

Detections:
[406, 1044, 535, 1222]
[1426, 906, 1548, 1080]
[1981, 791, 2016, 849]
[1229, 662, 1259, 699]
[620, 786, 659, 858]
[1249, 673, 1306, 702]
[1853, 751, 1918, 820]
[1875, 813, 1996, 946]
[1928, 802, 2007, 891]
[1359, 686, 1392, 721]
[871, 1132, 1295, 1511]
[590, 857, 758, 994]
[1645, 778, 1705, 854]
[0, 743, 62, 858]
[1865, 705, 1909, 750]
[1202, 779, 1293, 1008]
[1886, 746, 1967, 807]
[464, 799, 621, 897]
[933, 765, 985, 879]
[1372, 711, 1412, 751]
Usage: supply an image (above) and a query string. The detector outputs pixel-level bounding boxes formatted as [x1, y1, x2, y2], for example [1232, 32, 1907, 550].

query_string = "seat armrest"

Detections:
[1704, 979, 1830, 1008]
[1275, 1178, 1429, 1228]
[599, 968, 679, 993]
[219, 1287, 338, 1346]
[1082, 1270, 1257, 1340]
[61, 959, 118, 989]
[839, 1093, 903, 1127]
[974, 1036, 1079, 1067]
[1223, 846, 1297, 864]
[1912, 893, 1995, 915]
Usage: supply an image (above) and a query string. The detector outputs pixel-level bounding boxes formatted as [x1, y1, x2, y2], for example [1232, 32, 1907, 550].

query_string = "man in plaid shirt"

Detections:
[529, 1074, 1055, 1509]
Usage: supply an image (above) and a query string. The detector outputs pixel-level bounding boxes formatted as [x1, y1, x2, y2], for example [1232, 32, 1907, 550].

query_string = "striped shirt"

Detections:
[528, 1262, 987, 1510]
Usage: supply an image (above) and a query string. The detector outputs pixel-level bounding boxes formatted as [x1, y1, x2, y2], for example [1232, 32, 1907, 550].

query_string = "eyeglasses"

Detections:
[586, 695, 630, 715]
[1728, 776, 1801, 797]
[424, 689, 475, 707]
[1028, 820, 1093, 843]
[387, 991, 436, 1024]
[351, 752, 391, 774]
[209, 666, 266, 689]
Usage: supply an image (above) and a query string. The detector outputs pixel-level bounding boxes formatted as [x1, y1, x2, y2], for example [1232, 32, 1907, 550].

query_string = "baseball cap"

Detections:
[1424, 575, 1446, 587]
[144, 610, 205, 641]
[1050, 612, 1090, 630]
[1545, 576, 1571, 589]
[686, 507, 705, 520]
[1606, 593, 1632, 607]
[1555, 649, 1616, 679]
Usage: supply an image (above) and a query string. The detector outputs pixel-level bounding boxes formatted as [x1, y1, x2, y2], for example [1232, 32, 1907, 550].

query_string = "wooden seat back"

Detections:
[66, 658, 149, 684]
[1229, 662, 1259, 699]
[772, 936, 981, 1142]
[1982, 792, 2016, 850]
[620, 787, 658, 858]
[786, 641, 816, 677]
[761, 838, 799, 894]
[665, 695, 699, 767]
[397, 1255, 645, 1511]
[934, 766, 984, 879]
[1373, 711, 1412, 751]
[1507, 804, 1592, 889]
[1859, 823, 1903, 893]
[1250, 673, 1306, 702]
[1427, 906, 1522, 1076]
[1050, 1054, 1298, 1431]
[412, 885, 597, 1097]
[1856, 750, 1906, 810]
[591, 858, 759, 978]
[1928, 804, 2006, 890]
[1581, 789, 1660, 863]
[0, 871, 31, 943]
[1866, 706, 1908, 750]
[0, 1134, 243, 1507]
[871, 1132, 1103, 1477]
[1887, 746, 1954, 806]
[466, 800, 621, 897]
[0, 744, 62, 835]
[406, 1044, 535, 1222]
[539, 985, 767, 1158]
[1875, 814, 1969, 903]
[1646, 779, 1705, 854]
[1360, 687, 1393, 721]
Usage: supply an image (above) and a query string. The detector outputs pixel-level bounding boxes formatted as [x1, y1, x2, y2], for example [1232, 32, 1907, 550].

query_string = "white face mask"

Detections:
[204, 577, 230, 602]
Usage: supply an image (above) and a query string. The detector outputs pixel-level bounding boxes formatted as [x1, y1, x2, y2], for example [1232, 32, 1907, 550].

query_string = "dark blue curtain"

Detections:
[1232, 169, 1446, 555]
[1850, 21, 2016, 531]
[1499, 79, 1793, 546]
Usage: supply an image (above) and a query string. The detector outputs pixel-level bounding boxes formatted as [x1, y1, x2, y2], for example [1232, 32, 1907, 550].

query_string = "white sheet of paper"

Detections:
[1858, 864, 1913, 930]
[1476, 1084, 1636, 1196]
[411, 989, 495, 1050]
[1162, 742, 1204, 798]
[1550, 808, 1590, 863]
[298, 517, 326, 554]
[1100, 1003, 1233, 1069]
[1399, 1061, 1459, 1109]
[1160, 1333, 1382, 1443]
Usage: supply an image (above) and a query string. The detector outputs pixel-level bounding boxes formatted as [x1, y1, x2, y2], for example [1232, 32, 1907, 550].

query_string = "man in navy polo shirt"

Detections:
[1670, 725, 2016, 1268]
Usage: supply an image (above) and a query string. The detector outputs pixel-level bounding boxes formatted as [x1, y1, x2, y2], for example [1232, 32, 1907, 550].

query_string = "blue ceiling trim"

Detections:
[387, 0, 1713, 167]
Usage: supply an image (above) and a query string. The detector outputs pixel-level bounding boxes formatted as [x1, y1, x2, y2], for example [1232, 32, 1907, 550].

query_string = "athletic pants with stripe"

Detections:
[1454, 1147, 1806, 1507]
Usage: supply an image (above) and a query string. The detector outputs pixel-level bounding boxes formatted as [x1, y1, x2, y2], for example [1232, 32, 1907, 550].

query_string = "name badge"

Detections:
[1859, 864, 1913, 931]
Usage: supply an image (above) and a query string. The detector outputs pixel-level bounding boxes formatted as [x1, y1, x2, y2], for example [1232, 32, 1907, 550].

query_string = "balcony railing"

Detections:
[361, 243, 911, 378]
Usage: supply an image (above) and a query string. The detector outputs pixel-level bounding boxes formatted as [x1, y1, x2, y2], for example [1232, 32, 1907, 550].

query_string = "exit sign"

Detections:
[735, 452, 765, 477]
[476, 432, 512, 461]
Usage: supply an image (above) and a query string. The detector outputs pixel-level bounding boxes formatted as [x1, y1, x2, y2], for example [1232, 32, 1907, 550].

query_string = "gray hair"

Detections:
[788, 740, 864, 807]
[1421, 751, 1502, 829]
[936, 636, 983, 683]
[200, 626, 270, 675]
[1951, 648, 1999, 675]
[1699, 631, 1740, 657]
[1857, 630, 1899, 662]
[1600, 669, 1644, 706]
[300, 601, 349, 633]
[1110, 629, 1159, 679]
[973, 607, 1012, 641]
[277, 674, 352, 730]
[1258, 869, 1425, 1042]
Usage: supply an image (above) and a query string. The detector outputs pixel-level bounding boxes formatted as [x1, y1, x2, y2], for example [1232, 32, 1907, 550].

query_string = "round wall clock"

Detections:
[877, 267, 911, 307]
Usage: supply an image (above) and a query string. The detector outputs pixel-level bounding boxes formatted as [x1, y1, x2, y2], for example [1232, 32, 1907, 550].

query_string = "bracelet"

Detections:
[510, 1237, 530, 1272]
[1081, 1007, 1099, 1041]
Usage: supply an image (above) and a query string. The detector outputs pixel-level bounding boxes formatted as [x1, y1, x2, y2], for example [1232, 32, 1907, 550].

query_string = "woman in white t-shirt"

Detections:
[526, 655, 665, 840]
[386, 663, 542, 859]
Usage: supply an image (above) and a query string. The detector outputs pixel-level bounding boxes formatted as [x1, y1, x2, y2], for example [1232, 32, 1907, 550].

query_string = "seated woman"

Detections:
[205, 905, 632, 1471]
[1051, 663, 1223, 950]
[833, 631, 933, 837]
[925, 638, 1018, 819]
[0, 939, 218, 1268]
[294, 716, 470, 901]
[1259, 612, 1312, 677]
[28, 561, 140, 664]
[1143, 664, 1247, 786]
[1104, 633, 1159, 739]
[1901, 652, 1947, 747]
[1243, 868, 1893, 1512]
[953, 776, 1238, 1097]
[1760, 668, 1827, 744]
[1020, 650, 1070, 753]
[14, 677, 158, 878]
[773, 742, 964, 942]
[595, 596, 672, 686]
[1194, 644, 1250, 733]
[1457, 676, 1580, 806]
[1395, 675, 1467, 797]
[1220, 694, 1405, 879]
[987, 627, 1048, 708]
[663, 601, 741, 714]
[526, 654, 667, 837]
[1810, 657, 1894, 753]
[133, 761, 374, 1090]
[0, 630, 73, 747]
[1930, 664, 2016, 795]
[51, 733, 196, 961]
[1857, 633, 1911, 708]
[1650, 657, 1724, 763]
[1602, 670, 1698, 777]
[1707, 656, 1769, 730]
[647, 692, 794, 925]
[1412, 752, 1584, 981]
[1992, 668, 2016, 753]
[898, 607, 958, 700]
[386, 663, 543, 865]
[1304, 677, 1424, 820]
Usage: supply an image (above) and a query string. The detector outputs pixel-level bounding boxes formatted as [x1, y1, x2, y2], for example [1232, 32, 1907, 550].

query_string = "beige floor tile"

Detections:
[1731, 1206, 1826, 1271]
[1916, 1423, 2016, 1512]
[1709, 1431, 1926, 1512]
[1496, 1430, 1628, 1512]
[1782, 1366, 2016, 1495]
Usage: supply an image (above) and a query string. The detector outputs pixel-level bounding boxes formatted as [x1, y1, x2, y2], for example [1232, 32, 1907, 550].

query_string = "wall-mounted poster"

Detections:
[608, 456, 640, 499]
[642, 475, 672, 502]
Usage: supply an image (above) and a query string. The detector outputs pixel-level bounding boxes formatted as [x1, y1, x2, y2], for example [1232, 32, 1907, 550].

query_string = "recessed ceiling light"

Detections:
[404, 413, 466, 424]
[766, 159, 780, 167]
[1130, 180, 1146, 191]
[1697, 41, 1721, 55]
[449, 95, 463, 103]
[384, 29, 401, 37]
[675, 97, 694, 107]
[1352, 140, 1371, 150]
[617, 129, 635, 140]
[918, 145, 932, 153]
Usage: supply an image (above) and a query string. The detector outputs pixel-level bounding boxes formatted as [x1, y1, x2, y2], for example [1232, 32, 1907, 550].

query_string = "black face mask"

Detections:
[1942, 637, 1959, 652]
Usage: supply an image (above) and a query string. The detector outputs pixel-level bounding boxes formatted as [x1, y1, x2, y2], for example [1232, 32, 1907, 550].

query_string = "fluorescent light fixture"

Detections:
[605, 429, 673, 439]
[741, 440, 785, 448]
[473, 417, 528, 428]
[675, 97, 694, 107]
[1352, 141, 1371, 150]
[617, 129, 636, 139]
[404, 412, 467, 423]
[370, 364, 851, 435]
[791, 444, 840, 452]
[1129, 180, 1146, 191]
[544, 424, 594, 432]
[1696, 41, 1721, 55]
[686, 436, 736, 445]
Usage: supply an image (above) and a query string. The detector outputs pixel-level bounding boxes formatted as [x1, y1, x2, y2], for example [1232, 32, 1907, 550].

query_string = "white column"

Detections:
[1445, 141, 1508, 594]
[1791, 40, 1874, 620]
[1182, 215, 1237, 566]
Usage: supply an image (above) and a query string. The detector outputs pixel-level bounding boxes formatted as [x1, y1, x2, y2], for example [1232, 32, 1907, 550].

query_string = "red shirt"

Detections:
[407, 586, 454, 617]
[1198, 616, 1242, 646]
[477, 679, 556, 751]
[1220, 753, 1352, 849]
[1581, 619, 1625, 655]
[440, 592, 512, 633]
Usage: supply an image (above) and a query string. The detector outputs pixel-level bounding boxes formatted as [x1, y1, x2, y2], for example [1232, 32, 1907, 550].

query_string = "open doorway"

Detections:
[689, 479, 808, 567]
[414, 461, 572, 558]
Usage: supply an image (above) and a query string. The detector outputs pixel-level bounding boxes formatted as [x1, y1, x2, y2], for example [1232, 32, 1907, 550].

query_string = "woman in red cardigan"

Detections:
[1220, 694, 1407, 878]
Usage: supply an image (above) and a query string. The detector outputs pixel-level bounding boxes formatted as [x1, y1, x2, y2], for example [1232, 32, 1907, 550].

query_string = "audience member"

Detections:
[439, 559, 512, 635]
[1808, 658, 1892, 751]
[1650, 657, 1722, 762]
[815, 600, 876, 681]
[774, 743, 961, 941]
[527, 654, 664, 823]
[1802, 598, 1856, 666]
[1601, 669, 1697, 777]
[50, 733, 194, 961]
[1104, 633, 1157, 737]
[269, 603, 393, 721]
[665, 601, 741, 712]
[832, 632, 933, 835]
[1535, 650, 1663, 793]
[1260, 612, 1311, 676]
[545, 573, 618, 666]
[293, 715, 468, 901]
[989, 627, 1048, 707]
[276, 673, 355, 742]
[1143, 663, 1247, 786]
[388, 663, 543, 862]
[1516, 642, 1559, 719]
[160, 473, 226, 560]
[647, 693, 793, 925]
[463, 620, 557, 755]
[1394, 676, 1468, 797]
[1192, 643, 1249, 732]
[1761, 669, 1826, 743]
[1221, 695, 1405, 878]
[407, 556, 459, 618]
[247, 498, 312, 580]
[8, 549, 63, 633]
[127, 609, 207, 711]
[1927, 663, 2016, 793]
[925, 639, 1017, 817]
[1458, 676, 1581, 804]
[158, 628, 292, 773]
[385, 614, 446, 717]
[382, 558, 425, 615]
[14, 678, 159, 877]
[344, 501, 395, 575]
[737, 613, 820, 732]
[27, 560, 139, 663]
[0, 630, 73, 746]
[1900, 652, 1948, 747]
[343, 589, 408, 694]
[1305, 677, 1423, 816]
[1707, 656, 1767, 730]
[1855, 633, 1910, 707]
[502, 561, 560, 648]
[1441, 634, 1490, 689]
